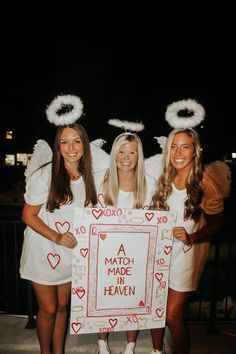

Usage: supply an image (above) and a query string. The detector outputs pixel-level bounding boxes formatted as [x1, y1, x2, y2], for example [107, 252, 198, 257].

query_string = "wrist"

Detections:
[187, 233, 194, 245]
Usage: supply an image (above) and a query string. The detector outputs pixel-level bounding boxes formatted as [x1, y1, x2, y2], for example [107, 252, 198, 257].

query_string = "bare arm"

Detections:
[22, 203, 77, 248]
[173, 212, 223, 245]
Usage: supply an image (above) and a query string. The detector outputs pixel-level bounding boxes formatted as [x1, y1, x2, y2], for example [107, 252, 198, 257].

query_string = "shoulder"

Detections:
[24, 163, 52, 205]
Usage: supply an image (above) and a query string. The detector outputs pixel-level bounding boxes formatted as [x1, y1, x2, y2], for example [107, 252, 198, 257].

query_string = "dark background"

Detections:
[1, 9, 235, 192]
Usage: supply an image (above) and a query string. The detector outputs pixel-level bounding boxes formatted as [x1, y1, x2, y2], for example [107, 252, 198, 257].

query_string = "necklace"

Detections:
[68, 172, 80, 180]
[65, 165, 81, 180]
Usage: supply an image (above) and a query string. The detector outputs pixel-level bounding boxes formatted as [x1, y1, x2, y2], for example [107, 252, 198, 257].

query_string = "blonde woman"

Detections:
[149, 128, 224, 354]
[95, 132, 156, 354]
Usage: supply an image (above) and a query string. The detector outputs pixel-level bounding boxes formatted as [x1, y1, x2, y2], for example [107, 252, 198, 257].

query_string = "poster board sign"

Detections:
[70, 207, 175, 334]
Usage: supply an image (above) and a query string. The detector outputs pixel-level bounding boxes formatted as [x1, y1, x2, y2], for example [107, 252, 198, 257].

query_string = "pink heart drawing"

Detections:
[100, 233, 107, 240]
[155, 272, 163, 282]
[75, 287, 85, 299]
[55, 221, 70, 234]
[164, 245, 172, 255]
[156, 308, 164, 318]
[80, 248, 88, 257]
[71, 322, 81, 333]
[109, 318, 118, 328]
[145, 212, 154, 221]
[92, 209, 103, 220]
[98, 194, 107, 208]
[47, 253, 61, 269]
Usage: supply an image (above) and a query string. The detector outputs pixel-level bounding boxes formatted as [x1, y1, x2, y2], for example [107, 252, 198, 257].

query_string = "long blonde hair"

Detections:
[102, 133, 147, 208]
[151, 128, 204, 221]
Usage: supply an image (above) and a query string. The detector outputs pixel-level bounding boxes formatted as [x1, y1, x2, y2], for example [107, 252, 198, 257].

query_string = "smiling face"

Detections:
[59, 127, 84, 167]
[170, 132, 195, 173]
[115, 141, 139, 173]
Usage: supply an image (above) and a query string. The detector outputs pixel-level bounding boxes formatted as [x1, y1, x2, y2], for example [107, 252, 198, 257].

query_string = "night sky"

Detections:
[2, 27, 235, 163]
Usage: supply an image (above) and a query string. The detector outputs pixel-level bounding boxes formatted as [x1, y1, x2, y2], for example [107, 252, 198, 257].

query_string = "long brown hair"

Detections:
[47, 123, 97, 211]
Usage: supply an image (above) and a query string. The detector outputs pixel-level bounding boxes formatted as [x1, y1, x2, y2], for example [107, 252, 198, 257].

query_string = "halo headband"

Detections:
[108, 119, 144, 132]
[46, 94, 84, 126]
[165, 98, 205, 129]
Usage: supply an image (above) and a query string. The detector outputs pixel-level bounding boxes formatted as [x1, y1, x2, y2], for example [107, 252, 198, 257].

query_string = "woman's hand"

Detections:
[56, 232, 78, 249]
[173, 226, 192, 245]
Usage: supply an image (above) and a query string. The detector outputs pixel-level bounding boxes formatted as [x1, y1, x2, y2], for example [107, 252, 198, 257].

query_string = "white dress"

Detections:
[168, 173, 224, 292]
[20, 164, 86, 285]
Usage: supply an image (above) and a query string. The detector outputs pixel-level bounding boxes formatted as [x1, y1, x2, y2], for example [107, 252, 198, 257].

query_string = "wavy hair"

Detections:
[102, 133, 147, 208]
[151, 128, 204, 221]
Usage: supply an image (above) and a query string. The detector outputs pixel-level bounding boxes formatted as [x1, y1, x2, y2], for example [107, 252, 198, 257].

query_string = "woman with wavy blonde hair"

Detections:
[150, 128, 224, 354]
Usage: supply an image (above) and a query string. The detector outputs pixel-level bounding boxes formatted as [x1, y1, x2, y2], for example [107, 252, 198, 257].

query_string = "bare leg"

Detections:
[166, 288, 191, 354]
[126, 329, 139, 342]
[98, 332, 109, 341]
[150, 327, 165, 352]
[32, 282, 57, 354]
[52, 282, 71, 354]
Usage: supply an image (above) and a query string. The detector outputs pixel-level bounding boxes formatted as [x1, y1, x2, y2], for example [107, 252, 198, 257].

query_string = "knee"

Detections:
[57, 304, 68, 313]
[37, 304, 57, 318]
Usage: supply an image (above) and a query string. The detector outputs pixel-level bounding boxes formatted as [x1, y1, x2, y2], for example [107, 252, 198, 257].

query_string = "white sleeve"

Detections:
[24, 164, 51, 205]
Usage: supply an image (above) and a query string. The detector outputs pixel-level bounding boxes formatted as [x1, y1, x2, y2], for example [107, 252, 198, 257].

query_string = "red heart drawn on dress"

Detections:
[92, 209, 103, 220]
[47, 253, 61, 269]
[76, 287, 85, 299]
[109, 318, 117, 327]
[55, 221, 70, 234]
[98, 193, 107, 208]
[100, 233, 107, 240]
[139, 300, 145, 306]
[155, 272, 163, 282]
[145, 212, 154, 221]
[156, 308, 164, 318]
[80, 248, 88, 257]
[164, 245, 172, 255]
[71, 322, 81, 333]
[183, 244, 192, 253]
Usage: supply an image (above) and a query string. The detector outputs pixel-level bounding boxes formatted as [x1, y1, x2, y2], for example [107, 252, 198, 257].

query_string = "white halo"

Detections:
[108, 119, 144, 132]
[165, 98, 205, 129]
[46, 95, 84, 126]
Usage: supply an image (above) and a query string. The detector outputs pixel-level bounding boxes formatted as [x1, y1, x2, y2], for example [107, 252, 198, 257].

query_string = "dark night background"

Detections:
[1, 10, 236, 194]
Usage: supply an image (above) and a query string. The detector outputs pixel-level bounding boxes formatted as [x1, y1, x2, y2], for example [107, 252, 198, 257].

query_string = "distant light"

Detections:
[200, 125, 204, 129]
[6, 131, 13, 139]
[4, 154, 15, 166]
[232, 152, 236, 159]
[16, 153, 29, 166]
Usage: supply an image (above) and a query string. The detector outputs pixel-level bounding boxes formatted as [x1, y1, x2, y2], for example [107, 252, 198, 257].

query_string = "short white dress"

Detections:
[168, 173, 224, 292]
[20, 164, 86, 285]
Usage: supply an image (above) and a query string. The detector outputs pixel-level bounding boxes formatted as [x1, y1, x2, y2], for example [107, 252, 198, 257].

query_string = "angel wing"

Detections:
[145, 153, 163, 181]
[25, 139, 52, 183]
[90, 139, 110, 174]
[205, 160, 231, 199]
[154, 136, 167, 151]
[144, 136, 165, 180]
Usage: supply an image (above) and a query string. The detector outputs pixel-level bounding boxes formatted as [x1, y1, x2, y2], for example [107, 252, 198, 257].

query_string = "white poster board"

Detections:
[70, 207, 175, 334]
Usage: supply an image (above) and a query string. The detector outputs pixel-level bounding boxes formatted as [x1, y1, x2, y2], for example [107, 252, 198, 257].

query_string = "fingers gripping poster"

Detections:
[70, 207, 176, 334]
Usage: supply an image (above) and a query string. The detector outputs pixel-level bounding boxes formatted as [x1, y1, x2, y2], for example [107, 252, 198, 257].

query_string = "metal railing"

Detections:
[0, 203, 235, 330]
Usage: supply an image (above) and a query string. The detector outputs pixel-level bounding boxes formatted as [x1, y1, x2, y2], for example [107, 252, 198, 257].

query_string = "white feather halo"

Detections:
[46, 95, 84, 126]
[108, 119, 145, 132]
[165, 98, 205, 129]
